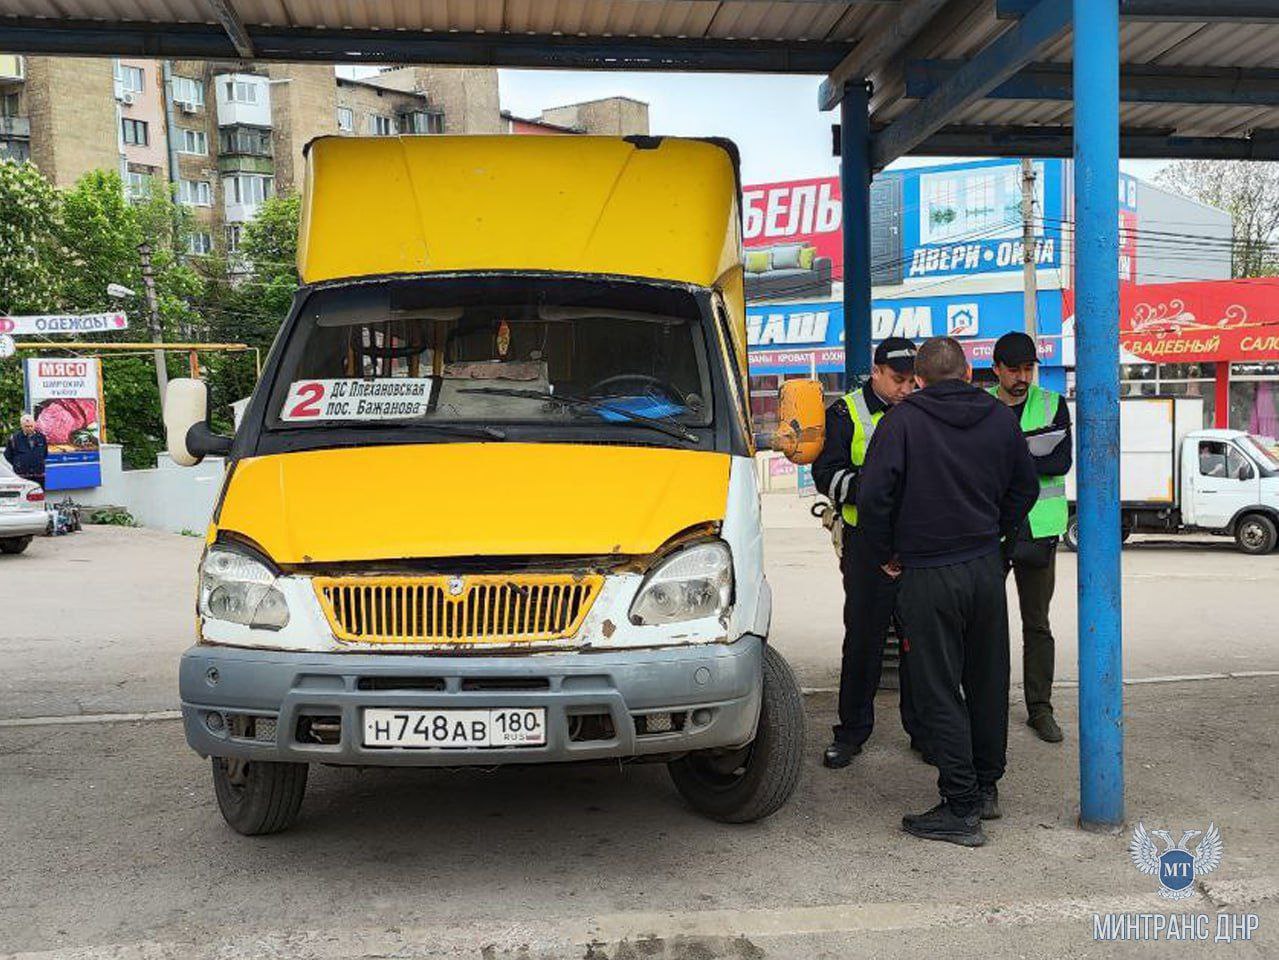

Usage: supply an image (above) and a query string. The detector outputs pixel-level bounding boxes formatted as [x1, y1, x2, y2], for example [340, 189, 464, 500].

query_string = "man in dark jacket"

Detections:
[857, 337, 1039, 847]
[4, 414, 48, 488]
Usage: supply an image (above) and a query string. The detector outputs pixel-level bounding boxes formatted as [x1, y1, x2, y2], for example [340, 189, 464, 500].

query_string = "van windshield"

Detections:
[1242, 435, 1279, 475]
[270, 283, 714, 434]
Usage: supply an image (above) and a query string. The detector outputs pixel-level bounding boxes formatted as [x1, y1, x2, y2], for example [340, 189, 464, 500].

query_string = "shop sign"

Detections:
[1064, 280, 1279, 363]
[22, 357, 105, 490]
[742, 176, 844, 280]
[747, 290, 1062, 375]
[897, 159, 1065, 279]
[0, 312, 128, 335]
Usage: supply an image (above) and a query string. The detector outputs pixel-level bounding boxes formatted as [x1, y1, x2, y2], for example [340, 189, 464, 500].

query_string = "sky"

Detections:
[498, 69, 1171, 185]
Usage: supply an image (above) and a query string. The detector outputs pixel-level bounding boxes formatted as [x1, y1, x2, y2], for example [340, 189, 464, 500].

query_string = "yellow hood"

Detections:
[215, 443, 731, 564]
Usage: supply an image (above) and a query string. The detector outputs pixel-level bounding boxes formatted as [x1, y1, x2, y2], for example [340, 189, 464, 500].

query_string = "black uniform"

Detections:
[856, 380, 1038, 814]
[811, 384, 920, 750]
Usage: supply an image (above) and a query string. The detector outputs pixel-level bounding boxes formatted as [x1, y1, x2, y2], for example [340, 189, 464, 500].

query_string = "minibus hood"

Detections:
[215, 442, 731, 564]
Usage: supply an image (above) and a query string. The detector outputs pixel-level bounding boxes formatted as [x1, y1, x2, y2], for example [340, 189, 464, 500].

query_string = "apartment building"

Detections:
[0, 54, 649, 258]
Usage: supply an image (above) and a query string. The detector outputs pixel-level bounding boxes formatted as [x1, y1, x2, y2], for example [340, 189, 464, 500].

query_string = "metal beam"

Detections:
[998, 0, 1279, 21]
[841, 83, 873, 383]
[206, 0, 254, 59]
[870, 0, 1070, 169]
[907, 60, 1279, 106]
[818, 0, 950, 111]
[1073, 0, 1124, 833]
[911, 124, 1279, 159]
[0, 18, 851, 73]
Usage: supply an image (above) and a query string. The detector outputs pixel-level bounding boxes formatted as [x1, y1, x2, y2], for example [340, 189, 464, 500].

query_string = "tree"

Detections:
[0, 160, 64, 314]
[198, 194, 301, 430]
[0, 164, 206, 467]
[0, 160, 65, 441]
[57, 172, 204, 466]
[1156, 160, 1279, 277]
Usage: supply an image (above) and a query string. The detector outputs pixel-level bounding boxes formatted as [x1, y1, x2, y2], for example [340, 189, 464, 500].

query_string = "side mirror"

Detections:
[165, 378, 233, 466]
[772, 378, 826, 465]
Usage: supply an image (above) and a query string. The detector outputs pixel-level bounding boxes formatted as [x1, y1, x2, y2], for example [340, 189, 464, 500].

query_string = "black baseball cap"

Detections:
[992, 331, 1038, 366]
[873, 336, 917, 374]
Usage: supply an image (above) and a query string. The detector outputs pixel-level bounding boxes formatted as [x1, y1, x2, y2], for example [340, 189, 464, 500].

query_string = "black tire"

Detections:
[668, 645, 804, 823]
[1062, 515, 1079, 552]
[0, 536, 32, 555]
[1234, 513, 1277, 556]
[211, 757, 308, 835]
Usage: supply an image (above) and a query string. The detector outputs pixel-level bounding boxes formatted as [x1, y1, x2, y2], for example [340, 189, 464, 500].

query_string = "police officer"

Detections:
[811, 336, 921, 768]
[989, 332, 1073, 744]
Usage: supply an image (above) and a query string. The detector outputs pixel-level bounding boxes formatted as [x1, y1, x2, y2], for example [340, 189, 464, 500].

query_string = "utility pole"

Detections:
[1020, 158, 1040, 383]
[138, 242, 169, 410]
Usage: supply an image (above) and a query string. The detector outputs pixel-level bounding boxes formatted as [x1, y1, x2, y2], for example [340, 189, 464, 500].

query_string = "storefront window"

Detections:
[749, 371, 848, 432]
[1119, 362, 1215, 427]
[749, 374, 780, 429]
[817, 373, 847, 403]
[1230, 362, 1279, 440]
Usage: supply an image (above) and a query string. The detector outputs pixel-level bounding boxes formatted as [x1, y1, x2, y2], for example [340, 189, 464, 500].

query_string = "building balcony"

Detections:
[223, 200, 264, 224]
[218, 125, 273, 158]
[398, 109, 444, 135]
[214, 73, 271, 128]
[0, 138, 28, 162]
[0, 115, 29, 138]
[0, 54, 23, 83]
[218, 154, 274, 176]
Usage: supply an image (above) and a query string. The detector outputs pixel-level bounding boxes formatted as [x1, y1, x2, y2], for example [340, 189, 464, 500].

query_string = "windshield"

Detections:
[1242, 434, 1279, 474]
[270, 282, 713, 434]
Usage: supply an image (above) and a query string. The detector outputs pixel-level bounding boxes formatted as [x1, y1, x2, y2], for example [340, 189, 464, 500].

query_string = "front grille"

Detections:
[314, 574, 603, 644]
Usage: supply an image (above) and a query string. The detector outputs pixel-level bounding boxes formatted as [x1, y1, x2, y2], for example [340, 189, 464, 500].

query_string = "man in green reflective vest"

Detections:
[989, 332, 1073, 744]
[811, 337, 922, 768]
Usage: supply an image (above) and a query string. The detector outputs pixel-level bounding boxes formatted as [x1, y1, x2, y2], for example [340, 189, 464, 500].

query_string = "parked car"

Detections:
[0, 459, 47, 554]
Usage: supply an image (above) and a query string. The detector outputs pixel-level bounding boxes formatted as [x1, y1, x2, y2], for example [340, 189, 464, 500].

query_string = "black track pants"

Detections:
[896, 552, 1010, 812]
[834, 528, 921, 747]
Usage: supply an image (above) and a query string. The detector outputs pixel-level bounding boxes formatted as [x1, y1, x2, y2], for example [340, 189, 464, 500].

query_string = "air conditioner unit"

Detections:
[178, 101, 198, 114]
[120, 91, 137, 106]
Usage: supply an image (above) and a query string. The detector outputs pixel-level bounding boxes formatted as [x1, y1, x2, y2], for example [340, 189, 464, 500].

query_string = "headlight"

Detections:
[199, 544, 290, 630]
[629, 541, 733, 626]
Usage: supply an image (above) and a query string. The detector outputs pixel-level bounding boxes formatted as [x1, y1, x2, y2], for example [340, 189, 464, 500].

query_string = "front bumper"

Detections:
[0, 510, 46, 538]
[179, 637, 764, 766]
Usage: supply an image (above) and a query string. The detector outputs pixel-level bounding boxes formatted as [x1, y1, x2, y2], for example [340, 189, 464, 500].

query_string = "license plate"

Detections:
[362, 707, 547, 749]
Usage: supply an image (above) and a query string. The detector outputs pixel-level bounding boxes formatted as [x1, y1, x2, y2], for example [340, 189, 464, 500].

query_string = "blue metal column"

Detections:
[1073, 0, 1124, 830]
[841, 82, 872, 385]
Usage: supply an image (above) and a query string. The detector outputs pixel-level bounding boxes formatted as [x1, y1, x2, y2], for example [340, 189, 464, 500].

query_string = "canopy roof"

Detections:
[4, 1, 1279, 164]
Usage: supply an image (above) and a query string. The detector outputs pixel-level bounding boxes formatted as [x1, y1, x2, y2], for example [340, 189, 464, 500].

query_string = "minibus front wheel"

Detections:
[667, 645, 804, 823]
[211, 757, 308, 836]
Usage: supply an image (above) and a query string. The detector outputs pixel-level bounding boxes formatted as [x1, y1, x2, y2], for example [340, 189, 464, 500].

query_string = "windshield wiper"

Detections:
[395, 421, 507, 441]
[458, 387, 699, 443]
[281, 419, 506, 440]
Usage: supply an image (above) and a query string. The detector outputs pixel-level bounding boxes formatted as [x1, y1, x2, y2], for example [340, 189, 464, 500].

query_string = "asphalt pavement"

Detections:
[2, 502, 1278, 958]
